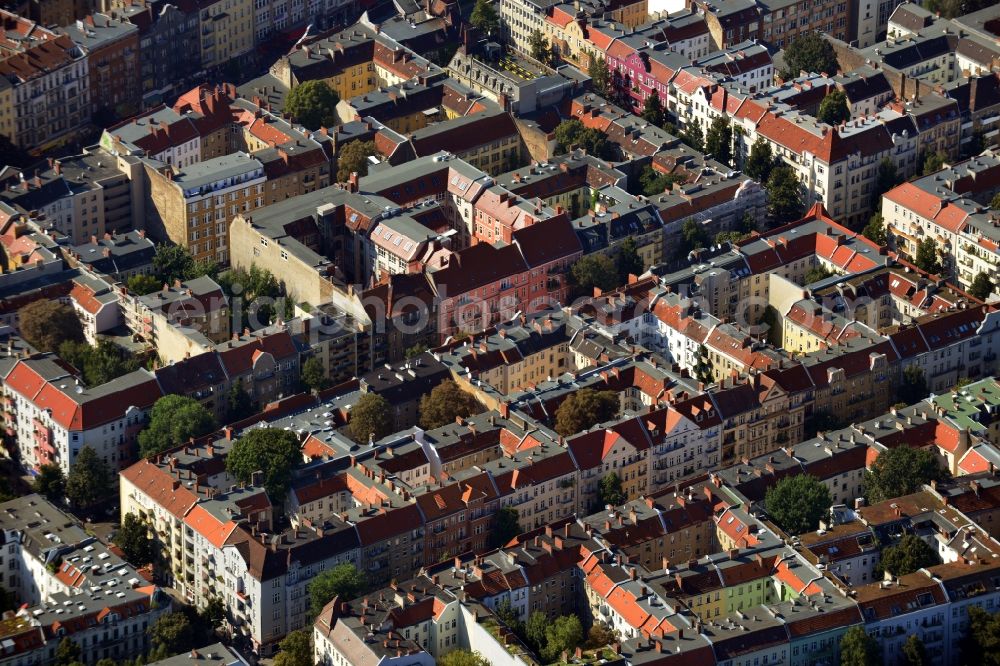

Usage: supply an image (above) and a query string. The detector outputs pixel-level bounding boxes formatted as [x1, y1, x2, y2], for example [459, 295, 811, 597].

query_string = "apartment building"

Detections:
[144, 153, 266, 264]
[61, 13, 141, 120]
[118, 0, 203, 108]
[0, 10, 90, 152]
[0, 494, 169, 666]
[881, 150, 1000, 293]
[0, 355, 162, 474]
[198, 0, 254, 69]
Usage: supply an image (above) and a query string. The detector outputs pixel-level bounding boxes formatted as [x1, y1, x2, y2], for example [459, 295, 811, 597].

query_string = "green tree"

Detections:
[781, 33, 838, 79]
[127, 273, 162, 295]
[469, 0, 499, 36]
[226, 379, 256, 421]
[862, 214, 887, 245]
[66, 447, 112, 511]
[817, 89, 850, 125]
[285, 80, 340, 130]
[764, 474, 831, 535]
[525, 611, 548, 653]
[554, 119, 585, 154]
[804, 264, 834, 284]
[877, 534, 939, 577]
[873, 157, 903, 207]
[580, 127, 614, 160]
[404, 343, 429, 359]
[274, 629, 312, 666]
[571, 253, 620, 297]
[913, 238, 942, 274]
[148, 612, 194, 654]
[349, 392, 393, 444]
[419, 380, 481, 429]
[839, 625, 881, 666]
[744, 138, 774, 183]
[308, 563, 366, 618]
[864, 445, 947, 504]
[961, 606, 1000, 666]
[641, 91, 664, 127]
[201, 597, 226, 630]
[138, 395, 216, 458]
[598, 472, 624, 507]
[55, 638, 81, 666]
[715, 230, 749, 245]
[494, 506, 522, 547]
[529, 30, 551, 64]
[302, 356, 331, 393]
[898, 365, 929, 406]
[679, 218, 708, 257]
[336, 140, 380, 182]
[117, 513, 155, 567]
[991, 192, 1000, 210]
[679, 118, 704, 152]
[225, 428, 300, 499]
[32, 463, 66, 503]
[18, 300, 84, 353]
[152, 244, 196, 285]
[543, 615, 584, 662]
[615, 237, 643, 281]
[439, 651, 490, 666]
[705, 115, 733, 166]
[554, 389, 619, 436]
[902, 634, 928, 666]
[588, 53, 611, 98]
[59, 339, 141, 387]
[693, 344, 713, 385]
[970, 271, 994, 301]
[921, 150, 947, 176]
[639, 164, 686, 196]
[766, 166, 803, 222]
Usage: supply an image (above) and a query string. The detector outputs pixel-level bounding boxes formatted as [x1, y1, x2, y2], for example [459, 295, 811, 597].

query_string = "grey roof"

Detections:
[170, 153, 264, 192]
[146, 644, 247, 666]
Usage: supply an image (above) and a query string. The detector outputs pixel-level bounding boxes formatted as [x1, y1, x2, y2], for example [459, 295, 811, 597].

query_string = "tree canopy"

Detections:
[970, 272, 994, 301]
[285, 80, 340, 130]
[781, 33, 838, 79]
[59, 339, 140, 387]
[542, 615, 584, 662]
[615, 237, 644, 280]
[839, 625, 881, 666]
[817, 89, 850, 125]
[588, 53, 611, 99]
[226, 428, 301, 500]
[18, 300, 84, 353]
[117, 513, 155, 567]
[804, 264, 834, 284]
[494, 506, 522, 548]
[529, 30, 553, 65]
[864, 445, 947, 504]
[693, 344, 713, 385]
[705, 116, 733, 166]
[337, 140, 380, 182]
[914, 238, 942, 274]
[570, 253, 620, 297]
[32, 464, 66, 503]
[152, 243, 215, 285]
[419, 380, 481, 429]
[138, 395, 217, 459]
[641, 91, 665, 127]
[126, 273, 162, 296]
[349, 392, 394, 444]
[302, 356, 331, 393]
[902, 634, 928, 666]
[764, 474, 831, 535]
[308, 563, 366, 618]
[897, 365, 928, 406]
[922, 150, 947, 176]
[553, 120, 615, 160]
[439, 651, 490, 666]
[766, 166, 803, 222]
[679, 218, 708, 258]
[862, 214, 887, 245]
[873, 157, 903, 207]
[66, 447, 112, 511]
[876, 534, 940, 577]
[961, 606, 1000, 666]
[554, 388, 619, 436]
[744, 138, 775, 183]
[55, 638, 81, 666]
[679, 118, 704, 152]
[469, 0, 499, 35]
[598, 472, 625, 508]
[639, 164, 686, 196]
[274, 630, 312, 666]
[148, 612, 194, 654]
